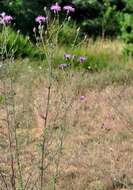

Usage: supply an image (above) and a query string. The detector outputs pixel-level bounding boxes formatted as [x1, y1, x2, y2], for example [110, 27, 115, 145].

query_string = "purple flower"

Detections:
[3, 16, 13, 23]
[80, 96, 85, 100]
[64, 53, 72, 60]
[0, 12, 13, 24]
[35, 16, 47, 24]
[63, 5, 75, 13]
[59, 63, 68, 70]
[51, 3, 61, 13]
[79, 56, 86, 63]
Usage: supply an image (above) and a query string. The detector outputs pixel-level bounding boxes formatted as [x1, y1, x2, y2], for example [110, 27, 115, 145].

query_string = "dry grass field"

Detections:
[0, 39, 133, 190]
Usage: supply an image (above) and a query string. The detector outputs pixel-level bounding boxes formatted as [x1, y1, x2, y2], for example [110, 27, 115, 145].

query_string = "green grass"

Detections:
[3, 38, 132, 89]
[45, 38, 132, 72]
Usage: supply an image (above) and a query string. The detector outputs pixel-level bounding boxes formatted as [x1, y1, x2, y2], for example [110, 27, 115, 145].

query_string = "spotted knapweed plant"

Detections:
[33, 3, 87, 189]
[0, 3, 86, 190]
[33, 3, 79, 189]
[0, 12, 25, 190]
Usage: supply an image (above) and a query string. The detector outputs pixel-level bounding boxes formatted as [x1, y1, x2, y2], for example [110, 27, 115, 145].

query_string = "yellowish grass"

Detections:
[0, 39, 133, 189]
[85, 38, 123, 55]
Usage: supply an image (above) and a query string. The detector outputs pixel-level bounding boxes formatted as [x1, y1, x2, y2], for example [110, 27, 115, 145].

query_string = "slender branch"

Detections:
[3, 80, 16, 190]
[10, 78, 24, 190]
[0, 169, 9, 190]
[40, 84, 51, 190]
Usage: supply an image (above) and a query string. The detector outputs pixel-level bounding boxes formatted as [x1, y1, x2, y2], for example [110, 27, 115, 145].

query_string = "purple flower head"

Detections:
[59, 63, 68, 70]
[64, 53, 72, 60]
[0, 13, 13, 24]
[35, 16, 47, 24]
[63, 5, 75, 13]
[51, 3, 61, 13]
[3, 16, 13, 24]
[80, 96, 85, 101]
[79, 56, 86, 63]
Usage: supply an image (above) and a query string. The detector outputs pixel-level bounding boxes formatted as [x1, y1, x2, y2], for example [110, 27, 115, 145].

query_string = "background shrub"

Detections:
[0, 27, 43, 59]
[120, 14, 133, 56]
[59, 22, 81, 46]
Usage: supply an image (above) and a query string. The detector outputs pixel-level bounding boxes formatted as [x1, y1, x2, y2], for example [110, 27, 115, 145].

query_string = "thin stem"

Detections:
[40, 84, 51, 190]
[53, 126, 64, 190]
[10, 78, 24, 190]
[0, 169, 9, 190]
[3, 80, 16, 190]
[71, 28, 80, 49]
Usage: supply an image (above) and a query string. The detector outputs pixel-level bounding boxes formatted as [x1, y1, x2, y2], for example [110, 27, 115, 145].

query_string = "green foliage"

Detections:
[0, 95, 5, 105]
[53, 46, 108, 72]
[101, 0, 117, 37]
[124, 44, 133, 56]
[83, 53, 108, 71]
[125, 0, 133, 12]
[121, 14, 133, 43]
[59, 22, 81, 45]
[120, 14, 133, 56]
[0, 27, 42, 58]
[0, 0, 129, 37]
[73, 0, 126, 37]
[72, 48, 108, 71]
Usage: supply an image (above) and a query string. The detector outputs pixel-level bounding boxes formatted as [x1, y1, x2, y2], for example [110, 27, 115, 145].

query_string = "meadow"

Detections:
[0, 4, 133, 190]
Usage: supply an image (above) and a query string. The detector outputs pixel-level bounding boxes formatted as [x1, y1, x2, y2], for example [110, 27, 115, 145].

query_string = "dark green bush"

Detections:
[120, 14, 133, 56]
[124, 44, 133, 56]
[0, 0, 128, 37]
[81, 53, 108, 72]
[56, 48, 108, 72]
[58, 22, 81, 46]
[73, 0, 125, 37]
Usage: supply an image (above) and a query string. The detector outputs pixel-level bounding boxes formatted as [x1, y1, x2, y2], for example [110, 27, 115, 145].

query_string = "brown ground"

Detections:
[33, 84, 133, 190]
[1, 76, 133, 189]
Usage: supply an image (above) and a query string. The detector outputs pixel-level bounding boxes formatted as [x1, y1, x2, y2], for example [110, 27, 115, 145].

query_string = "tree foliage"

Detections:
[0, 0, 132, 37]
